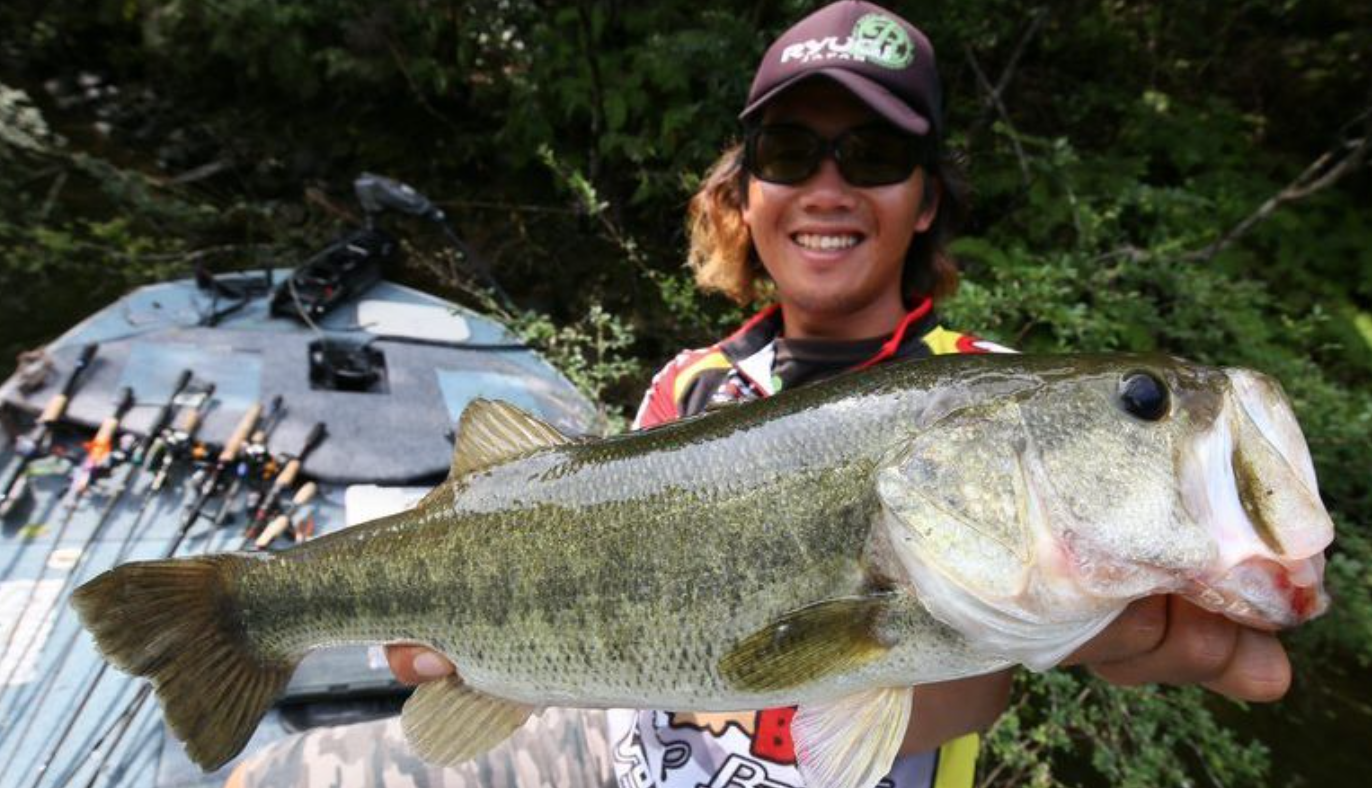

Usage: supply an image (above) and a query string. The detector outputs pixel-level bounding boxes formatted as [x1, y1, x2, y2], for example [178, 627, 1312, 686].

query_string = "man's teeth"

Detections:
[795, 233, 859, 250]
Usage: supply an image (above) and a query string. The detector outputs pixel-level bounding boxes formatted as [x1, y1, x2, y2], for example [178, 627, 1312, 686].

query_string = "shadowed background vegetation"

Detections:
[1, 1, 1369, 785]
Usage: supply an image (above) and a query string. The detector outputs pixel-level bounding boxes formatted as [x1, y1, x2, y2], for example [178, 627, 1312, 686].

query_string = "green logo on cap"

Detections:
[851, 13, 913, 69]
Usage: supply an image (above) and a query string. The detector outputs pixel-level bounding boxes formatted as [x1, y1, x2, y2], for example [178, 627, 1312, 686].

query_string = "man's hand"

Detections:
[901, 670, 1013, 754]
[387, 644, 456, 685]
[1065, 594, 1291, 702]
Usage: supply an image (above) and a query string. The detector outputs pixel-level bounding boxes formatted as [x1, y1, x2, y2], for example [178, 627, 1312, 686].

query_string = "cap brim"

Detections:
[739, 69, 932, 136]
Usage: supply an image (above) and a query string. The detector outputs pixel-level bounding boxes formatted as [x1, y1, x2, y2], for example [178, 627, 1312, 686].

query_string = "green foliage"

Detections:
[982, 672, 1268, 788]
[506, 302, 641, 433]
[2, 0, 1370, 785]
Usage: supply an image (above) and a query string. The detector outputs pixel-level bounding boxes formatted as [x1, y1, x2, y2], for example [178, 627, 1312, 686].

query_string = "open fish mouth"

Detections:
[1179, 368, 1335, 628]
[1188, 553, 1329, 630]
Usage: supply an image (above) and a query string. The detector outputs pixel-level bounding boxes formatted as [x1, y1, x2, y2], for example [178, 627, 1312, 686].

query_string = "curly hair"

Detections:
[686, 141, 966, 306]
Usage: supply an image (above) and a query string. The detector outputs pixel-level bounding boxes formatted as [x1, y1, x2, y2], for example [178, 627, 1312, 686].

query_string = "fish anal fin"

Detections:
[794, 687, 913, 788]
[401, 675, 538, 766]
[719, 595, 893, 693]
[452, 399, 570, 478]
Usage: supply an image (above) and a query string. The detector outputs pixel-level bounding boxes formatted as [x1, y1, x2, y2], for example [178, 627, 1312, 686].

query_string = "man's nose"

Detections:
[797, 157, 857, 211]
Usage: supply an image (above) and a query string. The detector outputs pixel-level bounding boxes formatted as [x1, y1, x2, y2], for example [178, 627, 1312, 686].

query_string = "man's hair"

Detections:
[686, 142, 965, 306]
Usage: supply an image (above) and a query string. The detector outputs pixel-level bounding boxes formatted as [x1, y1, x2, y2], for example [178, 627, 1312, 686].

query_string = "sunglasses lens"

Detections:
[838, 127, 922, 186]
[748, 125, 926, 187]
[749, 127, 822, 184]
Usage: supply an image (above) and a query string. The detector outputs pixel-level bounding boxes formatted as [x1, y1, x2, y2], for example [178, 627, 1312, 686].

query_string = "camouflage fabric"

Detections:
[231, 708, 614, 788]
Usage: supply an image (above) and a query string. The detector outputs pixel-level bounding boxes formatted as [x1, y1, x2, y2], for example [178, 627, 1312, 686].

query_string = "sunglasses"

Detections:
[743, 123, 930, 187]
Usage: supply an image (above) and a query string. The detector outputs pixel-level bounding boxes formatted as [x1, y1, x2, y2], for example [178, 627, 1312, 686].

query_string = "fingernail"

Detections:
[412, 652, 452, 679]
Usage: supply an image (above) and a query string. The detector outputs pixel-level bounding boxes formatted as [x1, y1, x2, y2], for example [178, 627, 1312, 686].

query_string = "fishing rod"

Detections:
[209, 397, 287, 530]
[0, 372, 194, 754]
[71, 683, 153, 788]
[180, 397, 273, 530]
[0, 386, 134, 692]
[0, 343, 99, 518]
[245, 421, 327, 539]
[252, 480, 319, 549]
[31, 397, 280, 788]
[101, 370, 195, 509]
[144, 382, 216, 494]
[60, 387, 135, 510]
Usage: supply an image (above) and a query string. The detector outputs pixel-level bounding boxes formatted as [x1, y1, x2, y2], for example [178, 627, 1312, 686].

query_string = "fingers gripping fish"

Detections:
[71, 354, 1334, 788]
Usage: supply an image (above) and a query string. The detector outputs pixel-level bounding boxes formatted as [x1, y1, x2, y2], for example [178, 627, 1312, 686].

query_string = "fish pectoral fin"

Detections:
[400, 676, 539, 766]
[793, 686, 913, 788]
[718, 595, 894, 693]
[452, 399, 572, 477]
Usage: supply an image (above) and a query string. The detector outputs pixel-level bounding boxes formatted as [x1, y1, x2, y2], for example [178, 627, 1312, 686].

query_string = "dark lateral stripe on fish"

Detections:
[70, 555, 300, 771]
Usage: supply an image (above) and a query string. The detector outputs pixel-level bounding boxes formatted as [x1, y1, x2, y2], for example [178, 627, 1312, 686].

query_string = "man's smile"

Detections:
[792, 232, 864, 251]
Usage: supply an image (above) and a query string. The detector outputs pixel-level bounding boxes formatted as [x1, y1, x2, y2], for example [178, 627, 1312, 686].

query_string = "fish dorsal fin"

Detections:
[718, 594, 894, 693]
[794, 687, 914, 788]
[452, 399, 570, 478]
[400, 674, 538, 765]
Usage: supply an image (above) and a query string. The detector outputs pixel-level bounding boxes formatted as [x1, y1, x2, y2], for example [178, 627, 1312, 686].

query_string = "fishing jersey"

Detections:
[632, 298, 1010, 429]
[610, 298, 1012, 788]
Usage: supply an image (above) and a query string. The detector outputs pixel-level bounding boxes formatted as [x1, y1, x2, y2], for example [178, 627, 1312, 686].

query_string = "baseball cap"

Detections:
[740, 1, 942, 137]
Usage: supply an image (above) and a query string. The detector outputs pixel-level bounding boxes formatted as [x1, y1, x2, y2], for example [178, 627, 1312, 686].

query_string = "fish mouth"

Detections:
[1178, 369, 1335, 628]
[1188, 554, 1329, 630]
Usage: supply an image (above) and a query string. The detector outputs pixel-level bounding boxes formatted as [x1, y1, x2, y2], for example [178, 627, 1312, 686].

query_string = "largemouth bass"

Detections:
[72, 354, 1334, 788]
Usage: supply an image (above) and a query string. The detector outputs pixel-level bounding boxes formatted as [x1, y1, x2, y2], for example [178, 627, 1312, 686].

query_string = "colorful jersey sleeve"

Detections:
[920, 326, 1016, 356]
[632, 347, 733, 430]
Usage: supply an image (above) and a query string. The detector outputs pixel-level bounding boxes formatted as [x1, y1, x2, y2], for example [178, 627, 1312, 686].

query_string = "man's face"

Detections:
[743, 79, 938, 339]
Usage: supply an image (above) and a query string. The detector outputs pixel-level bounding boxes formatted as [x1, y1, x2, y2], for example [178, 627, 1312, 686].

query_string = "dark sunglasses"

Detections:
[743, 123, 930, 187]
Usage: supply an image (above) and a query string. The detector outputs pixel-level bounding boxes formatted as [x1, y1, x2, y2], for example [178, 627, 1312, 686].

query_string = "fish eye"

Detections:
[1118, 371, 1170, 421]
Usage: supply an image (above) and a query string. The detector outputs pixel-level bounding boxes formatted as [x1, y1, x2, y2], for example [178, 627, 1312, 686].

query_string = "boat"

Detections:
[0, 176, 599, 788]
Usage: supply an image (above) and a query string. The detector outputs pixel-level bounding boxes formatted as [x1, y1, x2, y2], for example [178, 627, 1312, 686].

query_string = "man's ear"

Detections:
[913, 172, 941, 233]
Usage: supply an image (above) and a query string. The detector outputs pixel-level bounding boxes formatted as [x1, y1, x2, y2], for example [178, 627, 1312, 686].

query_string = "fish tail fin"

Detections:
[71, 555, 298, 771]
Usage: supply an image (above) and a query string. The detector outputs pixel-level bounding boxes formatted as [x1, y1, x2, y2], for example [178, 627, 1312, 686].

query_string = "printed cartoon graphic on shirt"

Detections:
[613, 718, 656, 788]
[669, 712, 756, 739]
[668, 709, 798, 765]
[702, 755, 792, 788]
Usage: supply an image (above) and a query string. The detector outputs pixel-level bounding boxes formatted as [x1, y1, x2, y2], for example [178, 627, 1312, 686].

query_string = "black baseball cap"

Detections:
[740, 1, 942, 137]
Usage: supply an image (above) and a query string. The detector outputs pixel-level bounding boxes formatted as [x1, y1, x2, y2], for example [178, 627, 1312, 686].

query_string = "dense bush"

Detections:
[2, 1, 1369, 785]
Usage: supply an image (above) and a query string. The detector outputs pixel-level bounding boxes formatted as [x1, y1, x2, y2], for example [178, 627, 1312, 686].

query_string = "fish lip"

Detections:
[1178, 369, 1336, 590]
[1187, 554, 1331, 629]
